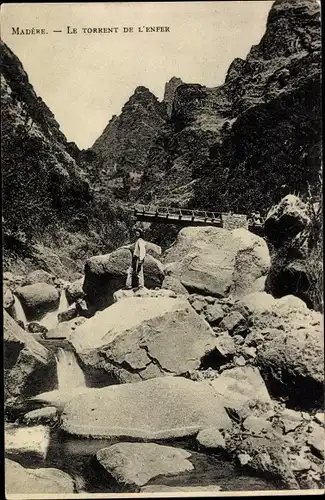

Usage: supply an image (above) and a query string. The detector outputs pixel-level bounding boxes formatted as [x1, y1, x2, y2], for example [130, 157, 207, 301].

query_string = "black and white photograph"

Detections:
[1, 1, 323, 497]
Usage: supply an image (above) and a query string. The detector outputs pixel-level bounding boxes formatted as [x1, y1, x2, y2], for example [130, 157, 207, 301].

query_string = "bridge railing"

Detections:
[133, 204, 265, 226]
[134, 204, 223, 220]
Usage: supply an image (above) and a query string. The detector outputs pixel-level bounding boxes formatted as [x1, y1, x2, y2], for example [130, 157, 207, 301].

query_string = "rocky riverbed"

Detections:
[4, 216, 324, 496]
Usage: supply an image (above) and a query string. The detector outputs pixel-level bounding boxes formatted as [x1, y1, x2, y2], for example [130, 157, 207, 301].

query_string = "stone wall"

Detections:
[222, 213, 248, 230]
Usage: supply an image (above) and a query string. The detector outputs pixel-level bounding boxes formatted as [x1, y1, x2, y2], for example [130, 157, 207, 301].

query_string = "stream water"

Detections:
[6, 328, 279, 494]
[12, 294, 28, 326]
[13, 289, 69, 331]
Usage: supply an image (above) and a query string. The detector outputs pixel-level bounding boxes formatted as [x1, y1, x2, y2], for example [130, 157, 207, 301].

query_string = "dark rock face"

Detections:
[91, 86, 168, 200]
[264, 195, 323, 311]
[138, 0, 321, 212]
[4, 311, 55, 408]
[163, 77, 184, 118]
[264, 195, 311, 247]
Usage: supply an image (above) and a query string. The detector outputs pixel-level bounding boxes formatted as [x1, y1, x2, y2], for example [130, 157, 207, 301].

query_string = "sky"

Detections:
[1, 1, 273, 149]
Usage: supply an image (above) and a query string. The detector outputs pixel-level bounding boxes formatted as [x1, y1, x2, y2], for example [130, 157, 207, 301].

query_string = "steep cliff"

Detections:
[139, 0, 321, 212]
[91, 86, 168, 200]
[1, 40, 93, 238]
[163, 77, 184, 118]
[1, 40, 131, 276]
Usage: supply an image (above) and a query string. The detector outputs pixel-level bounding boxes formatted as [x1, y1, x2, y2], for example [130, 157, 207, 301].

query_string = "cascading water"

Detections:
[38, 289, 69, 330]
[58, 289, 69, 313]
[55, 348, 86, 392]
[13, 295, 28, 327]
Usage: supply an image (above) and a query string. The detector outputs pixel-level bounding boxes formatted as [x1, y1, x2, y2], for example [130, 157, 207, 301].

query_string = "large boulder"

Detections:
[65, 277, 85, 304]
[265, 258, 319, 309]
[23, 270, 56, 286]
[237, 293, 324, 409]
[4, 311, 55, 407]
[96, 443, 193, 489]
[83, 247, 165, 309]
[163, 226, 270, 298]
[15, 283, 60, 320]
[61, 376, 231, 439]
[5, 459, 75, 495]
[256, 323, 324, 410]
[264, 195, 310, 246]
[5, 424, 50, 461]
[207, 366, 272, 418]
[70, 295, 222, 382]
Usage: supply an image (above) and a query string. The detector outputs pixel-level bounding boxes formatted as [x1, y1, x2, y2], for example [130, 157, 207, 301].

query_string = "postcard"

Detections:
[1, 1, 323, 499]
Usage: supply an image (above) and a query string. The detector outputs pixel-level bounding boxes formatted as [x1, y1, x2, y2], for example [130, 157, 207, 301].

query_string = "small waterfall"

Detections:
[55, 348, 86, 392]
[38, 289, 68, 330]
[58, 289, 69, 313]
[13, 295, 28, 326]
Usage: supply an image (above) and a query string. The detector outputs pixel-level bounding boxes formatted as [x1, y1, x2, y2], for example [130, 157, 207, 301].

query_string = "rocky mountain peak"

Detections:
[163, 76, 184, 117]
[91, 85, 168, 198]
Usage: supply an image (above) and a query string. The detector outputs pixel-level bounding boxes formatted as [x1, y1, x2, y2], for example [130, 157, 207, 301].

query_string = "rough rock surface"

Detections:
[61, 376, 231, 439]
[196, 428, 226, 451]
[83, 247, 165, 309]
[219, 311, 247, 335]
[161, 275, 189, 295]
[208, 366, 272, 417]
[96, 443, 193, 488]
[256, 319, 323, 408]
[23, 270, 56, 286]
[21, 407, 58, 426]
[264, 194, 311, 246]
[45, 317, 86, 340]
[163, 76, 185, 117]
[89, 84, 169, 204]
[234, 434, 299, 489]
[204, 303, 224, 325]
[65, 277, 85, 304]
[70, 295, 221, 382]
[236, 293, 324, 409]
[5, 424, 50, 460]
[4, 311, 54, 406]
[163, 226, 270, 297]
[15, 283, 60, 320]
[113, 287, 177, 302]
[5, 459, 75, 494]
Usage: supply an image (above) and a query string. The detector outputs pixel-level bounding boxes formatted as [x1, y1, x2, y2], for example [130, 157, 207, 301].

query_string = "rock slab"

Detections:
[97, 443, 193, 488]
[5, 459, 75, 494]
[61, 376, 231, 439]
[70, 296, 221, 383]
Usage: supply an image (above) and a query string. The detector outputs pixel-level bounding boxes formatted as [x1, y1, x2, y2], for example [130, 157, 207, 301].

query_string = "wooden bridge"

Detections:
[132, 205, 265, 232]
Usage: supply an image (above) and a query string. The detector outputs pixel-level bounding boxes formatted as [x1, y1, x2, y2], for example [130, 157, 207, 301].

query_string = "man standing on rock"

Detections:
[126, 229, 146, 290]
